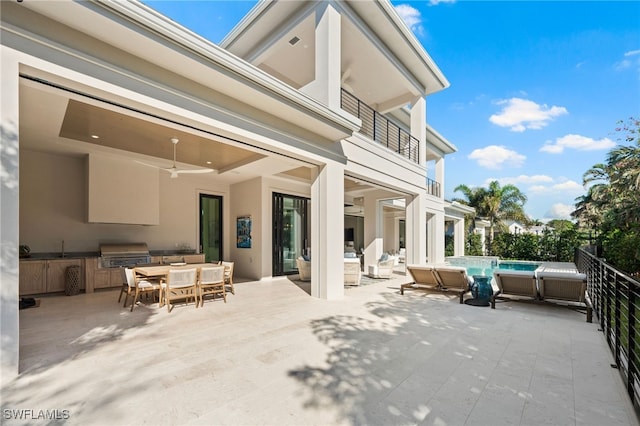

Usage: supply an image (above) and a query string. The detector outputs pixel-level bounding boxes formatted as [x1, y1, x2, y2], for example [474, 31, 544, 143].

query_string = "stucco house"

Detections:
[0, 0, 462, 377]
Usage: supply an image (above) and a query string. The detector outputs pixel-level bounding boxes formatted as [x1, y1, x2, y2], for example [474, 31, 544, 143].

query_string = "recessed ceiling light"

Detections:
[90, 134, 100, 139]
[206, 161, 212, 165]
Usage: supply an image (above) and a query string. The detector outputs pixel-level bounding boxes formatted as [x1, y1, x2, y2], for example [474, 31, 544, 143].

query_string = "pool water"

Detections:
[447, 256, 540, 278]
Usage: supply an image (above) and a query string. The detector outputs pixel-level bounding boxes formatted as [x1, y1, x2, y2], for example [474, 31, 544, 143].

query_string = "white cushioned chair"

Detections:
[296, 256, 311, 281]
[368, 254, 395, 279]
[344, 258, 362, 286]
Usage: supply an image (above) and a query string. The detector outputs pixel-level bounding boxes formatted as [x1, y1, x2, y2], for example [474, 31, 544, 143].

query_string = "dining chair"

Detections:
[219, 261, 235, 295]
[124, 268, 161, 311]
[117, 267, 128, 304]
[163, 268, 198, 312]
[198, 265, 226, 306]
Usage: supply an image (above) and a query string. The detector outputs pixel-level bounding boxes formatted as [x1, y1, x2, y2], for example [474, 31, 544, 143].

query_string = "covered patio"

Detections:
[4, 275, 636, 425]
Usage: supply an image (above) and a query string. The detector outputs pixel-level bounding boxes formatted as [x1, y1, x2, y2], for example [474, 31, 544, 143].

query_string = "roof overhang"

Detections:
[221, 0, 449, 97]
[7, 0, 359, 144]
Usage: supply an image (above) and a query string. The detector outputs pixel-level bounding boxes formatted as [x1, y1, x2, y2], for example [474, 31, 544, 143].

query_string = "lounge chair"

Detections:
[491, 270, 538, 309]
[434, 265, 472, 304]
[401, 264, 439, 294]
[401, 264, 471, 304]
[538, 271, 592, 322]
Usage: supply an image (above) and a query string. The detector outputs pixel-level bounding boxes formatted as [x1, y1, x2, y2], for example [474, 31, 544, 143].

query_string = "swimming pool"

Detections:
[446, 256, 541, 278]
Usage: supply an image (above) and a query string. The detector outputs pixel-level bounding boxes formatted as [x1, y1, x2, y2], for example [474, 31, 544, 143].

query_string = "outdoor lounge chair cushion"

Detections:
[493, 270, 538, 298]
[433, 266, 473, 290]
[402, 264, 470, 304]
[537, 271, 587, 303]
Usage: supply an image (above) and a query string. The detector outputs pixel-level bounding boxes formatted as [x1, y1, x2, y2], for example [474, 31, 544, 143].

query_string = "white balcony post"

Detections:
[302, 2, 341, 110]
[435, 157, 445, 199]
[410, 97, 427, 167]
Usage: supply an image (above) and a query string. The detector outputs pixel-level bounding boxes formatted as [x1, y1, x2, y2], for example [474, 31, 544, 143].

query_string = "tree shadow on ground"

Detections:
[1, 290, 173, 424]
[288, 290, 472, 425]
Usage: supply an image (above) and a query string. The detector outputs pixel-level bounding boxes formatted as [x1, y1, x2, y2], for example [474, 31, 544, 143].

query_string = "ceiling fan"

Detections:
[139, 137, 214, 178]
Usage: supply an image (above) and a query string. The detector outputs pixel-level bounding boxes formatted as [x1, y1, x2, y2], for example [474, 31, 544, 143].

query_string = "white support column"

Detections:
[428, 209, 446, 264]
[435, 157, 445, 199]
[301, 2, 341, 109]
[405, 193, 427, 265]
[310, 162, 344, 300]
[363, 195, 383, 271]
[1, 48, 20, 380]
[410, 97, 427, 167]
[454, 219, 466, 257]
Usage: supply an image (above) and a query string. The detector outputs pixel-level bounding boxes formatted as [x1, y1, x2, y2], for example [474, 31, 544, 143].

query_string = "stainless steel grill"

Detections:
[99, 243, 151, 268]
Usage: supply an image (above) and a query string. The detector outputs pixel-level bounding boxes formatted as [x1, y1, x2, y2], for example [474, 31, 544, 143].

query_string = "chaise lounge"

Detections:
[491, 270, 538, 308]
[538, 271, 592, 322]
[491, 269, 592, 322]
[401, 264, 471, 304]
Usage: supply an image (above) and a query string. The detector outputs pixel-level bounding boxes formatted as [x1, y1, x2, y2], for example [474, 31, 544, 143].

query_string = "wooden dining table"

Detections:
[135, 263, 220, 279]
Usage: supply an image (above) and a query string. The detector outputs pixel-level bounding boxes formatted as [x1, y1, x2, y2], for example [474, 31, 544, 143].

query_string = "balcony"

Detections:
[341, 89, 420, 164]
[426, 176, 441, 197]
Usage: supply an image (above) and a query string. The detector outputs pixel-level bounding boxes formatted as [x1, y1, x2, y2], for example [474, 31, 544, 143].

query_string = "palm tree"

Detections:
[454, 181, 528, 250]
[574, 117, 640, 274]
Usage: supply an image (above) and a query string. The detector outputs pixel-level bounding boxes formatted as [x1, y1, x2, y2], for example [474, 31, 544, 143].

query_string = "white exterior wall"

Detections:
[1, 46, 20, 381]
[19, 150, 231, 255]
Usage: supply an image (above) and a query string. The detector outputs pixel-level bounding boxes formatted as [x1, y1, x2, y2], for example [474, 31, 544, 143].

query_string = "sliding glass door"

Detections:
[273, 193, 310, 276]
[199, 194, 223, 263]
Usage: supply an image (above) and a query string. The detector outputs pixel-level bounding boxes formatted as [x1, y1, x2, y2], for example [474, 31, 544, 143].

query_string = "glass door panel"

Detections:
[200, 194, 223, 263]
[273, 193, 310, 276]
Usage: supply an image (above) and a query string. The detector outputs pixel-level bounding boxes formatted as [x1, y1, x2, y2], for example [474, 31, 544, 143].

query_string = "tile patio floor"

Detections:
[2, 272, 638, 426]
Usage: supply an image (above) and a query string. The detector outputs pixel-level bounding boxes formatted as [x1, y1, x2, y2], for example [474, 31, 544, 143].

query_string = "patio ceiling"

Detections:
[19, 79, 310, 184]
[19, 78, 394, 199]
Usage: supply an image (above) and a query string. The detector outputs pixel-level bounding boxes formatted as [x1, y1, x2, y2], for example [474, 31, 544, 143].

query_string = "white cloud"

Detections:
[468, 145, 526, 169]
[489, 98, 568, 132]
[428, 0, 456, 5]
[544, 203, 575, 220]
[540, 134, 616, 154]
[488, 175, 554, 186]
[394, 4, 423, 34]
[614, 49, 640, 73]
[529, 179, 584, 195]
[553, 180, 584, 192]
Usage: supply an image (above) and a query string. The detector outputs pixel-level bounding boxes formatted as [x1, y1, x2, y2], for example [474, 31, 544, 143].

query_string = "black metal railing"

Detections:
[426, 177, 441, 197]
[341, 89, 420, 164]
[576, 248, 640, 407]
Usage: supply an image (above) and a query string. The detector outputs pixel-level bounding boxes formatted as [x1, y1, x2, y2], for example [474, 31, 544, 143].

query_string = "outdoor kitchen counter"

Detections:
[19, 252, 205, 296]
[21, 252, 99, 260]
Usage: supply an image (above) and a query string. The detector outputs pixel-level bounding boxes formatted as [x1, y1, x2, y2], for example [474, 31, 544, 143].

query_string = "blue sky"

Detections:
[143, 0, 640, 221]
